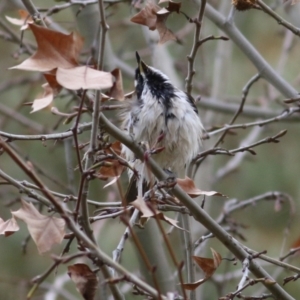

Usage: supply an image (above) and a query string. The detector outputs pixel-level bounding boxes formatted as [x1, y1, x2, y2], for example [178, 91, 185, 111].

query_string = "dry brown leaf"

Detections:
[177, 176, 226, 198]
[132, 197, 184, 229]
[103, 176, 120, 188]
[290, 236, 300, 251]
[182, 277, 206, 290]
[12, 199, 65, 254]
[183, 248, 222, 290]
[56, 66, 113, 90]
[99, 93, 111, 102]
[130, 2, 160, 30]
[193, 256, 215, 277]
[232, 0, 256, 10]
[10, 24, 83, 72]
[5, 9, 33, 30]
[211, 247, 222, 268]
[131, 3, 177, 44]
[156, 13, 177, 44]
[44, 72, 62, 94]
[132, 197, 155, 218]
[109, 68, 124, 100]
[166, 1, 181, 13]
[68, 264, 98, 300]
[156, 7, 170, 16]
[31, 83, 54, 113]
[0, 216, 20, 237]
[31, 73, 62, 113]
[157, 212, 183, 229]
[98, 141, 125, 179]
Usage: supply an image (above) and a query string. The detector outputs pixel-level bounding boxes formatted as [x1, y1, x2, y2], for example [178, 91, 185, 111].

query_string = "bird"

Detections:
[122, 52, 204, 200]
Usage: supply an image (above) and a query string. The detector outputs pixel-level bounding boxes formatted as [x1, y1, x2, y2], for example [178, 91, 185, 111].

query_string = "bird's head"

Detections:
[134, 51, 173, 101]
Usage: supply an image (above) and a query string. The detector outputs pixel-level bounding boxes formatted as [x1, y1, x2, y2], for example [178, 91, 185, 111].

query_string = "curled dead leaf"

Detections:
[12, 199, 65, 254]
[0, 216, 19, 237]
[132, 197, 184, 230]
[56, 66, 113, 90]
[290, 236, 300, 251]
[103, 176, 120, 188]
[109, 68, 124, 101]
[130, 2, 177, 44]
[232, 0, 256, 10]
[98, 141, 125, 179]
[10, 24, 83, 72]
[5, 9, 33, 30]
[31, 73, 62, 113]
[157, 7, 170, 16]
[182, 278, 206, 290]
[177, 176, 227, 198]
[156, 14, 177, 44]
[166, 1, 182, 13]
[132, 197, 155, 218]
[183, 248, 222, 290]
[130, 2, 160, 30]
[68, 264, 98, 300]
[31, 83, 54, 113]
[44, 72, 62, 94]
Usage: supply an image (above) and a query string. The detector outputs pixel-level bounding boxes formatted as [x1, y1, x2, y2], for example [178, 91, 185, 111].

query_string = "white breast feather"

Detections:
[122, 85, 203, 181]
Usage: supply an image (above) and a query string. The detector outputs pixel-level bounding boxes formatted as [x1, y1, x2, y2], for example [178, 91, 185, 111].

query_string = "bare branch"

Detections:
[206, 107, 300, 138]
[205, 3, 298, 98]
[257, 0, 300, 37]
[185, 0, 207, 95]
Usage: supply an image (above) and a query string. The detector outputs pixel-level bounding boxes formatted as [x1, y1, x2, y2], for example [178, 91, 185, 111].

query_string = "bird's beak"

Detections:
[135, 51, 148, 74]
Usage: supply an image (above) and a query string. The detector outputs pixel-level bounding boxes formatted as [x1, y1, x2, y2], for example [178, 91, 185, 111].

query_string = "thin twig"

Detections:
[206, 107, 300, 138]
[112, 209, 140, 274]
[205, 3, 298, 98]
[16, 180, 122, 207]
[0, 169, 50, 207]
[0, 103, 46, 133]
[185, 0, 207, 94]
[0, 19, 34, 54]
[195, 129, 288, 167]
[216, 191, 295, 226]
[244, 247, 300, 274]
[280, 247, 300, 262]
[21, 0, 47, 26]
[0, 122, 92, 141]
[214, 74, 261, 147]
[257, 0, 300, 37]
[0, 138, 66, 214]
[41, 0, 124, 17]
[71, 90, 86, 174]
[197, 97, 300, 122]
[179, 214, 195, 300]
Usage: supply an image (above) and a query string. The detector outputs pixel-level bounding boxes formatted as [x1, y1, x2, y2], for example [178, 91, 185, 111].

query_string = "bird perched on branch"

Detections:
[122, 52, 204, 200]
